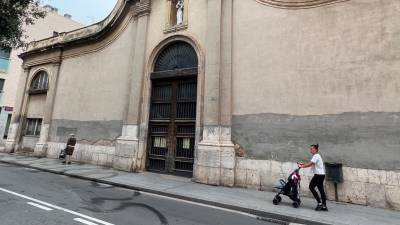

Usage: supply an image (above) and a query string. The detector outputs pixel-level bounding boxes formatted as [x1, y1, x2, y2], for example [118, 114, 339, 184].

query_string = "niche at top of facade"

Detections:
[164, 0, 188, 33]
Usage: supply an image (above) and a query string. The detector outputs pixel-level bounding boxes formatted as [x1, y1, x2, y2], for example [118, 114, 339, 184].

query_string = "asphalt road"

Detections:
[0, 163, 277, 225]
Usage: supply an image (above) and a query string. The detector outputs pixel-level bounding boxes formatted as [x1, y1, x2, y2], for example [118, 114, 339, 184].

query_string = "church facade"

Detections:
[5, 0, 400, 210]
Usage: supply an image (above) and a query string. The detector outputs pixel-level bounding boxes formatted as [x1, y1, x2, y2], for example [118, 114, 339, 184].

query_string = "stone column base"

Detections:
[4, 123, 20, 153]
[34, 143, 48, 157]
[113, 137, 139, 172]
[4, 140, 17, 153]
[193, 141, 235, 186]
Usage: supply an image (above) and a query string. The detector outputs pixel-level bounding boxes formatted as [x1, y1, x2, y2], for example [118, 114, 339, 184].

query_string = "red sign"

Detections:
[4, 106, 13, 112]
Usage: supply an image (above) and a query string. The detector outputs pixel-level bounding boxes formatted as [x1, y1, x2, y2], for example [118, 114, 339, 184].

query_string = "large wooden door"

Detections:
[147, 77, 197, 176]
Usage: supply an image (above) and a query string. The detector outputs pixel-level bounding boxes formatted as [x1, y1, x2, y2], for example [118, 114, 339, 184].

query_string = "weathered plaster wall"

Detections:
[50, 17, 138, 142]
[233, 0, 400, 116]
[26, 95, 47, 118]
[49, 119, 122, 145]
[232, 112, 400, 170]
[231, 0, 400, 167]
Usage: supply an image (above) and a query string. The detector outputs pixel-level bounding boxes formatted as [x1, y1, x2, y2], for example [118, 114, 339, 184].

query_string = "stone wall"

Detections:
[235, 158, 400, 210]
[20, 136, 39, 152]
[47, 142, 115, 167]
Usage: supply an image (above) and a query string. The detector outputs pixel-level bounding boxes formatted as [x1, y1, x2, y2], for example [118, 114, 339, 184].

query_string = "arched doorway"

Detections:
[147, 41, 198, 176]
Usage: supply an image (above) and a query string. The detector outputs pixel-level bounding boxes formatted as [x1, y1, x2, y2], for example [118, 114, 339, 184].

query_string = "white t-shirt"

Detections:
[311, 153, 325, 175]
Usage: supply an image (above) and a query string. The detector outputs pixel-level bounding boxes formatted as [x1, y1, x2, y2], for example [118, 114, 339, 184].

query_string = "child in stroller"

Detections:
[272, 164, 301, 208]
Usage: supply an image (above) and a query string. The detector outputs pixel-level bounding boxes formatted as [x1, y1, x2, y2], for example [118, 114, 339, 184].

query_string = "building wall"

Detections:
[231, 0, 400, 168]
[231, 0, 400, 210]
[0, 9, 83, 143]
[26, 94, 47, 118]
[45, 0, 209, 168]
[49, 16, 138, 145]
[3, 10, 83, 109]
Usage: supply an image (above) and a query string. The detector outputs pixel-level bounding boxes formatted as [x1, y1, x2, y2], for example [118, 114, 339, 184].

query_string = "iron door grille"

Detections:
[147, 79, 197, 176]
[174, 80, 197, 174]
[148, 83, 172, 172]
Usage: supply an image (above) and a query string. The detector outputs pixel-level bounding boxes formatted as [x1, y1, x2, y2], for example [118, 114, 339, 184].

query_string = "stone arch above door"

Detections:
[154, 41, 198, 72]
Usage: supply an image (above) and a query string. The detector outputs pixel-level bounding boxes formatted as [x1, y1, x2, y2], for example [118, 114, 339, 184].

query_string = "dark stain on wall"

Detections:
[232, 112, 400, 170]
[49, 119, 123, 146]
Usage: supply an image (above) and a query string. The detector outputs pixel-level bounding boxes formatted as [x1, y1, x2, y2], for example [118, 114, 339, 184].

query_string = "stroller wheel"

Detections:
[276, 196, 282, 203]
[292, 201, 300, 208]
[273, 198, 279, 205]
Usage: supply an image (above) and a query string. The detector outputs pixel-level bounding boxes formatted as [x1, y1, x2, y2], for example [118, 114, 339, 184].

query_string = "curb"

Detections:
[0, 159, 332, 225]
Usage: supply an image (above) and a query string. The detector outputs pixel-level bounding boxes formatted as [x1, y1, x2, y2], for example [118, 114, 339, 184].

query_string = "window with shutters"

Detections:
[25, 118, 42, 136]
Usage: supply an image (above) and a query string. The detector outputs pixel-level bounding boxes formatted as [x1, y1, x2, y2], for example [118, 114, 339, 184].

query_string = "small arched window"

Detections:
[29, 71, 49, 94]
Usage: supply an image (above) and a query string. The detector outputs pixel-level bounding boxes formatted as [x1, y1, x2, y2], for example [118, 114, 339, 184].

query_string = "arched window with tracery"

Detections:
[29, 71, 49, 94]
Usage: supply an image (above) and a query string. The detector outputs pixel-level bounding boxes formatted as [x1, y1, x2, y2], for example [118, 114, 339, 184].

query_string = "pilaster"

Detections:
[34, 62, 61, 156]
[4, 66, 30, 153]
[194, 0, 235, 186]
[114, 0, 150, 171]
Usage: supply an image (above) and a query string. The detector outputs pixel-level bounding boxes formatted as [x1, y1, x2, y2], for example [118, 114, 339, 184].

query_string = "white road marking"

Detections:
[0, 187, 114, 225]
[123, 188, 260, 219]
[98, 183, 112, 188]
[74, 218, 100, 225]
[23, 168, 38, 171]
[117, 186, 304, 224]
[27, 202, 53, 211]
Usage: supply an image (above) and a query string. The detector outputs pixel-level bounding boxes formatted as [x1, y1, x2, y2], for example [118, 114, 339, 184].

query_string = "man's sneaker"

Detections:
[321, 205, 328, 211]
[315, 204, 323, 211]
[67, 162, 71, 165]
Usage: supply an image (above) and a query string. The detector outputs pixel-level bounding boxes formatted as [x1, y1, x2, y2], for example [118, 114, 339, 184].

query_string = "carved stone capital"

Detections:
[133, 0, 151, 17]
[22, 65, 30, 72]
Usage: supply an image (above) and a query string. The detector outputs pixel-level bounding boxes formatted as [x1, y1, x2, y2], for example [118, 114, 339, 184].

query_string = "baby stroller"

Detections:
[272, 165, 301, 208]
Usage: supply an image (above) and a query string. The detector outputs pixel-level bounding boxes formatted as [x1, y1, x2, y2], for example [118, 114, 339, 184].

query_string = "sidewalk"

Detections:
[0, 153, 398, 225]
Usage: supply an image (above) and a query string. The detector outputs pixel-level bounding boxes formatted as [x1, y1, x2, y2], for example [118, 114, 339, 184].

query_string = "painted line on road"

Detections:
[116, 187, 299, 225]
[0, 187, 114, 225]
[124, 188, 262, 219]
[27, 202, 53, 211]
[74, 218, 100, 225]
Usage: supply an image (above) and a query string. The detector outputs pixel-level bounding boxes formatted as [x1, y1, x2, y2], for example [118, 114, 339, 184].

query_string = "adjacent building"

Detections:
[0, 5, 82, 146]
[4, 0, 400, 210]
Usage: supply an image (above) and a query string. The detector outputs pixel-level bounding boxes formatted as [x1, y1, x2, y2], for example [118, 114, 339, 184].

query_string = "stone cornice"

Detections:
[255, 0, 349, 9]
[20, 0, 141, 59]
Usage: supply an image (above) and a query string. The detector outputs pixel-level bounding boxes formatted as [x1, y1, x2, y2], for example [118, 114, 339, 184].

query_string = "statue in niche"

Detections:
[176, 0, 184, 25]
